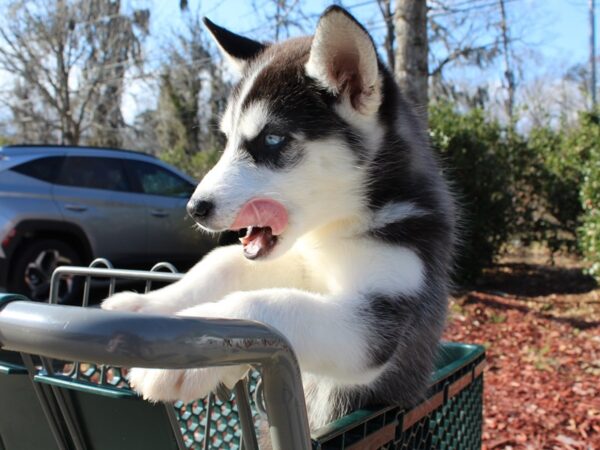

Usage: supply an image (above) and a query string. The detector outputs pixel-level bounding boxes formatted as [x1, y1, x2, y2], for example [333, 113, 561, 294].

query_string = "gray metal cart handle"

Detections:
[0, 299, 311, 450]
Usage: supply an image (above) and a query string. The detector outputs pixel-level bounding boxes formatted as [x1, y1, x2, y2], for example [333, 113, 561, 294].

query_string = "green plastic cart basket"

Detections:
[0, 261, 485, 450]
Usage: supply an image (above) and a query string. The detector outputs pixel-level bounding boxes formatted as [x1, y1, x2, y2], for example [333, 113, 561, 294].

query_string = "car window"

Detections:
[57, 156, 130, 192]
[11, 156, 65, 183]
[126, 160, 193, 197]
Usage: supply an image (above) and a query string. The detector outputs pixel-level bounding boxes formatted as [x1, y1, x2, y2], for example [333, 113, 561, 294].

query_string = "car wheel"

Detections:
[9, 239, 82, 304]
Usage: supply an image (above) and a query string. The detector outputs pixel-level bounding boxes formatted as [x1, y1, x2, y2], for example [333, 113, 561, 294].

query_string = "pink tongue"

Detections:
[230, 198, 288, 235]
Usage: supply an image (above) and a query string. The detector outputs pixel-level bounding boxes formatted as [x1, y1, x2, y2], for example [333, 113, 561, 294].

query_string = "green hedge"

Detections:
[430, 103, 596, 281]
[516, 125, 583, 254]
[430, 103, 515, 280]
[160, 146, 220, 180]
[576, 113, 600, 281]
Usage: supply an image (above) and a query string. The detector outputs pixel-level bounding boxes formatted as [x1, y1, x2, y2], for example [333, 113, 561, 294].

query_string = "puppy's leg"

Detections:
[128, 364, 248, 403]
[102, 245, 306, 314]
[128, 289, 382, 403]
[102, 245, 243, 313]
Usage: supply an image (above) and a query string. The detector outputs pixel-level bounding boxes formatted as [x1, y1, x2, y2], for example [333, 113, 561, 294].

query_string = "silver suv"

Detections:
[0, 145, 221, 303]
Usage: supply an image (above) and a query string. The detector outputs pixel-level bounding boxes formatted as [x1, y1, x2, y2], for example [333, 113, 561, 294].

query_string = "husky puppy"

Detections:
[102, 5, 456, 431]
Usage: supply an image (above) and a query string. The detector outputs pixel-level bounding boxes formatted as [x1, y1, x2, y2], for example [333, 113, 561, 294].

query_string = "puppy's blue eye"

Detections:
[265, 134, 285, 146]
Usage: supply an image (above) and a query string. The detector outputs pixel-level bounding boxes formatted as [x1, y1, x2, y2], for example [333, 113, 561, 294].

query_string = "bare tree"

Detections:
[394, 0, 429, 112]
[10, 80, 56, 143]
[154, 12, 228, 165]
[370, 1, 503, 110]
[426, 0, 534, 124]
[427, 1, 509, 105]
[377, 0, 395, 72]
[590, 0, 597, 109]
[0, 0, 148, 145]
[85, 0, 149, 147]
[521, 71, 587, 131]
[157, 15, 209, 156]
[252, 0, 308, 41]
[428, 8, 500, 100]
[498, 0, 515, 123]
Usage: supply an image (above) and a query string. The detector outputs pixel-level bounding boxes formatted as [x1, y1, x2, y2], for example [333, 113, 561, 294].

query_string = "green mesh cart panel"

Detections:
[0, 265, 485, 450]
[64, 363, 263, 449]
[310, 342, 485, 450]
[42, 363, 263, 450]
[173, 372, 262, 449]
[31, 343, 483, 450]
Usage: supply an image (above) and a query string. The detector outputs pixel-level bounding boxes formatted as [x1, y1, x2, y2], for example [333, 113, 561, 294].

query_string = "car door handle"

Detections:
[150, 209, 169, 218]
[65, 204, 88, 212]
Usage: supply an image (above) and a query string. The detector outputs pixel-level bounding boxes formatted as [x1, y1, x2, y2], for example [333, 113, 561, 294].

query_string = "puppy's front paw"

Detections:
[128, 365, 248, 403]
[101, 291, 160, 313]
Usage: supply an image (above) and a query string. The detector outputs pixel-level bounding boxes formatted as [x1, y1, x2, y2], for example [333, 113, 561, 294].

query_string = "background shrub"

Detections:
[430, 102, 515, 280]
[512, 125, 582, 255]
[576, 112, 600, 281]
[430, 103, 594, 281]
[160, 145, 220, 180]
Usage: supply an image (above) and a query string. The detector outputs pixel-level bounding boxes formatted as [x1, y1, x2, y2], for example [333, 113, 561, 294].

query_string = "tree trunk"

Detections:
[377, 0, 395, 72]
[394, 0, 428, 116]
[499, 0, 515, 124]
[590, 0, 597, 110]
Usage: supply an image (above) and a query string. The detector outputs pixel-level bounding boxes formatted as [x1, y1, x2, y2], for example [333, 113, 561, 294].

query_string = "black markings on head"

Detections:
[203, 17, 267, 63]
[240, 123, 302, 169]
[225, 37, 371, 168]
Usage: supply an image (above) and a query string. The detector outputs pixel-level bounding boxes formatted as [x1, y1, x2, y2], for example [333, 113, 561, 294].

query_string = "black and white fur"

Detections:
[102, 6, 456, 431]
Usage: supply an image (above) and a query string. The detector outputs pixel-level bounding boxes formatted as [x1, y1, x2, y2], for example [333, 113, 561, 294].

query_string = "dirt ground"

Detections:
[443, 250, 600, 450]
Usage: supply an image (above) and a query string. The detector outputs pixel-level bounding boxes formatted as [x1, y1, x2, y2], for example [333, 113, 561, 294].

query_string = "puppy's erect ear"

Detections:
[203, 17, 267, 72]
[306, 6, 381, 116]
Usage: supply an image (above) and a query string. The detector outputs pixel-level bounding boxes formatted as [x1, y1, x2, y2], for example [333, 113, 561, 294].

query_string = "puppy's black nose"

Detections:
[187, 199, 214, 222]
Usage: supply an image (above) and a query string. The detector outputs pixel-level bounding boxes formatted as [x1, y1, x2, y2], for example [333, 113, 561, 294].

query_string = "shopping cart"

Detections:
[0, 259, 485, 450]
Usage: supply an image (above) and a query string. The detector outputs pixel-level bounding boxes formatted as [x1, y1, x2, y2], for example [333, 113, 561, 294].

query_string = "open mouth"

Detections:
[238, 226, 278, 259]
[230, 198, 288, 260]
